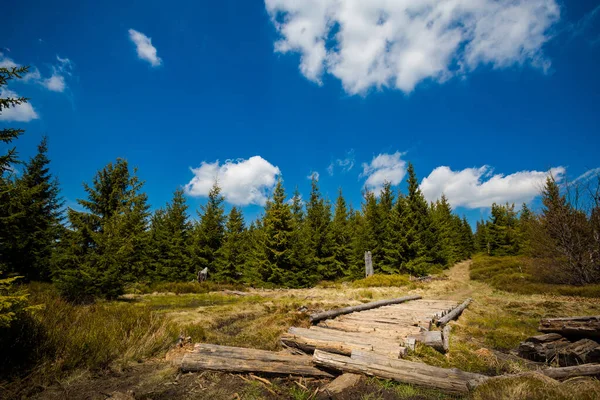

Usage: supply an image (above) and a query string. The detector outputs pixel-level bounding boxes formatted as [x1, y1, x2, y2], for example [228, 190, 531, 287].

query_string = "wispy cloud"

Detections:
[420, 165, 566, 209]
[185, 156, 280, 206]
[128, 29, 162, 67]
[307, 171, 320, 181]
[328, 149, 355, 176]
[266, 0, 560, 94]
[0, 52, 73, 93]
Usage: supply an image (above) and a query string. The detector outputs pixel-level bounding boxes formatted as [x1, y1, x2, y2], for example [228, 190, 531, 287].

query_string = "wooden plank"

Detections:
[180, 344, 333, 377]
[442, 325, 451, 353]
[436, 298, 472, 327]
[309, 295, 422, 323]
[538, 316, 600, 339]
[312, 350, 486, 395]
[281, 327, 405, 358]
[406, 331, 444, 352]
[318, 319, 422, 338]
[539, 363, 600, 380]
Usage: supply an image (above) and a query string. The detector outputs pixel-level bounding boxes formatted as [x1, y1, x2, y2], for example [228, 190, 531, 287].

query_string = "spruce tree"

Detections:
[404, 163, 432, 274]
[304, 177, 334, 283]
[329, 189, 352, 279]
[0, 65, 29, 173]
[260, 179, 294, 285]
[360, 190, 379, 268]
[214, 207, 246, 282]
[149, 189, 193, 281]
[6, 137, 63, 281]
[192, 182, 225, 275]
[54, 159, 150, 302]
[380, 192, 409, 274]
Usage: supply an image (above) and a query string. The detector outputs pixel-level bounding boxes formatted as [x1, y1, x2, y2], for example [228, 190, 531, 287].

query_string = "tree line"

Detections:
[1, 68, 475, 302]
[474, 176, 600, 285]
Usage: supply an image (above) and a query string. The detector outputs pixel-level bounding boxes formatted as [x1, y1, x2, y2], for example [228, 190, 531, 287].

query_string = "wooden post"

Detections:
[365, 251, 373, 277]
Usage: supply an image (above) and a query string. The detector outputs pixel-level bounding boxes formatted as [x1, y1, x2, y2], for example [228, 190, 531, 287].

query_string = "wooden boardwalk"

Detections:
[281, 298, 459, 358]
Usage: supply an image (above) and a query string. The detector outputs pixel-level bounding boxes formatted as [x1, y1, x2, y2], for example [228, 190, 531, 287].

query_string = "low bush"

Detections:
[129, 281, 248, 295]
[351, 274, 411, 288]
[470, 254, 600, 298]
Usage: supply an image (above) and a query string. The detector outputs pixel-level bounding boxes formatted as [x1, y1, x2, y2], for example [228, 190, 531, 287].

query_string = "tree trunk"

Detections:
[538, 316, 600, 340]
[312, 349, 487, 395]
[436, 298, 472, 327]
[179, 343, 333, 377]
[309, 295, 422, 323]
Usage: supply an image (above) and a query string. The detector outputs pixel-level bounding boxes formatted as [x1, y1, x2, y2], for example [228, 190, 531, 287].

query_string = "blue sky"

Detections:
[1, 0, 599, 225]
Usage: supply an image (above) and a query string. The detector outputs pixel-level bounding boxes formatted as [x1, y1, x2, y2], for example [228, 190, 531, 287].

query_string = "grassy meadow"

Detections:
[2, 258, 600, 399]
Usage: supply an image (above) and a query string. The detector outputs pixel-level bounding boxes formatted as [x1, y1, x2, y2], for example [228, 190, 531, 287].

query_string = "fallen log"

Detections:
[517, 336, 571, 362]
[281, 327, 406, 358]
[556, 339, 600, 366]
[309, 295, 422, 323]
[436, 298, 472, 327]
[312, 349, 486, 395]
[180, 343, 333, 377]
[539, 316, 600, 340]
[538, 363, 600, 380]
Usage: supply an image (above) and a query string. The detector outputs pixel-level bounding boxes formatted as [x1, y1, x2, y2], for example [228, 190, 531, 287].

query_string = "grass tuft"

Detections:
[351, 274, 411, 288]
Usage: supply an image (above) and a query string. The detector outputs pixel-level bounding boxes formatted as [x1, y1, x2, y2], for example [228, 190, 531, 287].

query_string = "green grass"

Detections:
[0, 283, 179, 396]
[351, 274, 412, 288]
[470, 254, 600, 298]
[128, 281, 248, 295]
[138, 292, 265, 311]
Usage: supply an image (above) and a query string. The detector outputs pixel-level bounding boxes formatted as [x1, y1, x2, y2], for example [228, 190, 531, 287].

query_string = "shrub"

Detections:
[352, 274, 411, 288]
[470, 254, 600, 298]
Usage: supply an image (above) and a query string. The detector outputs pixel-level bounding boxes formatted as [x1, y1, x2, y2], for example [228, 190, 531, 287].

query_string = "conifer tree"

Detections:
[329, 189, 352, 279]
[214, 207, 246, 282]
[0, 65, 29, 173]
[404, 163, 432, 274]
[430, 195, 459, 266]
[149, 189, 193, 281]
[243, 218, 266, 285]
[360, 190, 379, 267]
[304, 177, 334, 283]
[459, 216, 474, 258]
[380, 192, 409, 273]
[260, 179, 294, 285]
[54, 159, 150, 302]
[5, 137, 64, 281]
[192, 182, 225, 275]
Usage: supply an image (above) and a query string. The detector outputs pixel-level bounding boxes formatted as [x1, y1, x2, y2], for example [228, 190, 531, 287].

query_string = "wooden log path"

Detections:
[283, 298, 461, 358]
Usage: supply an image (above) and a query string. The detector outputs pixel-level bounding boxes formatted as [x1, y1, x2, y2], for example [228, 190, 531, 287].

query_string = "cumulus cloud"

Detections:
[0, 88, 39, 122]
[360, 151, 407, 192]
[420, 165, 566, 208]
[265, 0, 560, 94]
[128, 29, 162, 67]
[185, 156, 281, 206]
[328, 149, 355, 176]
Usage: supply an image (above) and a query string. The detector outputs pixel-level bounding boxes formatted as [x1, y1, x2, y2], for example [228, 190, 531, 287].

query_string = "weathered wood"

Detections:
[436, 298, 472, 327]
[525, 333, 564, 344]
[309, 295, 422, 323]
[318, 319, 422, 338]
[406, 331, 444, 352]
[365, 251, 373, 277]
[517, 337, 571, 362]
[322, 373, 362, 394]
[181, 344, 333, 377]
[281, 327, 405, 358]
[539, 316, 600, 339]
[538, 363, 600, 380]
[442, 325, 451, 353]
[312, 349, 486, 395]
[556, 339, 600, 366]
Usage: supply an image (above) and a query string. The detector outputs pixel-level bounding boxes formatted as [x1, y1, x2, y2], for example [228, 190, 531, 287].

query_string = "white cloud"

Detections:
[0, 88, 39, 122]
[1, 52, 72, 93]
[43, 74, 66, 92]
[420, 165, 566, 208]
[328, 149, 355, 176]
[307, 171, 320, 181]
[185, 156, 281, 206]
[360, 151, 407, 192]
[128, 29, 162, 67]
[265, 0, 560, 94]
[573, 168, 600, 184]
